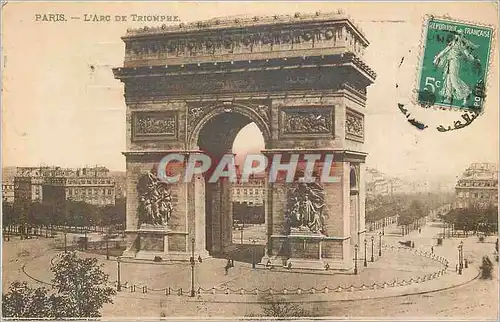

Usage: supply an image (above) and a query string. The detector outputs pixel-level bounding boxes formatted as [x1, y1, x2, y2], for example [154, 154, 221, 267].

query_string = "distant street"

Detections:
[231, 224, 266, 245]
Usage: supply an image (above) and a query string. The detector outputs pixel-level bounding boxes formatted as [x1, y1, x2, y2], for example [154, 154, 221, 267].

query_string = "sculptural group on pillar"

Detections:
[285, 181, 326, 234]
[137, 172, 173, 228]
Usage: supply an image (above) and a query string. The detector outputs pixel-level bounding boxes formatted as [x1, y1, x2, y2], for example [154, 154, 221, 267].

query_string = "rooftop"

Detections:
[124, 10, 368, 45]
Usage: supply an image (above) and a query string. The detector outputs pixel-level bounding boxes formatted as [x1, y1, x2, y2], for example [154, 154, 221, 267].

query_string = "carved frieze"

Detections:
[345, 109, 364, 141]
[124, 70, 345, 99]
[132, 111, 178, 141]
[124, 24, 367, 61]
[280, 107, 333, 137]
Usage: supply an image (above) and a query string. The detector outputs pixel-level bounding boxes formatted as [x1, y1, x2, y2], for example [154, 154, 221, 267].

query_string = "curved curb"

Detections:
[21, 263, 54, 287]
[21, 242, 475, 304]
[190, 269, 481, 304]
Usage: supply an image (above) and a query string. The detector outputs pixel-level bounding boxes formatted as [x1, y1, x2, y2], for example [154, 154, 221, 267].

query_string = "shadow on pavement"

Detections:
[214, 244, 266, 264]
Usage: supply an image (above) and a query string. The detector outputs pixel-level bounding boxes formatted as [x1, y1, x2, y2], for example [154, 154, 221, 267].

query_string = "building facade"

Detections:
[455, 163, 498, 208]
[14, 167, 48, 202]
[2, 181, 15, 203]
[231, 171, 266, 206]
[366, 168, 389, 197]
[14, 166, 116, 206]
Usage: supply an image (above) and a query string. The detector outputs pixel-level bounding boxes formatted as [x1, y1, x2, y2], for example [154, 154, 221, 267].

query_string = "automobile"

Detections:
[398, 240, 412, 247]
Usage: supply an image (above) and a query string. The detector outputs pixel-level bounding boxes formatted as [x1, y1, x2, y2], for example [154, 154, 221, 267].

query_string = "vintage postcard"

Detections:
[2, 1, 499, 320]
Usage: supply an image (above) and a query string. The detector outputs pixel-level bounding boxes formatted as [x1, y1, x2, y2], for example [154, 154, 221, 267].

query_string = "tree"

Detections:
[3, 252, 116, 318]
[2, 203, 15, 229]
[2, 282, 53, 318]
[13, 199, 31, 237]
[50, 251, 116, 317]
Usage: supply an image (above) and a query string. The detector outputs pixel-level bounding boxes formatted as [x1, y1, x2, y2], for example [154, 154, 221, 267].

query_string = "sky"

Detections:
[2, 1, 499, 185]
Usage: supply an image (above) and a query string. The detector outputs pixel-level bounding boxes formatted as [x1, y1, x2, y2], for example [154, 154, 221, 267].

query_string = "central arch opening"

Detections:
[197, 109, 266, 260]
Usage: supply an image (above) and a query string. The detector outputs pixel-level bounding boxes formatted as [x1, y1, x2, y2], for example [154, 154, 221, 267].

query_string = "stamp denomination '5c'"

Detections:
[417, 17, 493, 111]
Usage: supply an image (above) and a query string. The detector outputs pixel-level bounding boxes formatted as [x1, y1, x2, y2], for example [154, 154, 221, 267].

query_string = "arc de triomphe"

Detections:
[113, 11, 375, 270]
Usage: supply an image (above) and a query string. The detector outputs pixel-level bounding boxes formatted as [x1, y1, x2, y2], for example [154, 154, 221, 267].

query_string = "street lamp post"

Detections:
[363, 238, 367, 267]
[190, 238, 196, 297]
[457, 244, 462, 275]
[64, 230, 68, 252]
[117, 256, 121, 291]
[105, 237, 109, 260]
[379, 232, 382, 257]
[240, 228, 243, 244]
[354, 244, 359, 275]
[250, 238, 258, 269]
[84, 227, 88, 250]
[371, 236, 374, 262]
[443, 223, 446, 239]
[459, 240, 464, 271]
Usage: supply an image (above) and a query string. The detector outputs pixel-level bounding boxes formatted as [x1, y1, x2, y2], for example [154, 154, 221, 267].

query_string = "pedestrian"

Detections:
[419, 228, 421, 234]
[431, 246, 434, 254]
[225, 258, 231, 275]
[455, 264, 458, 272]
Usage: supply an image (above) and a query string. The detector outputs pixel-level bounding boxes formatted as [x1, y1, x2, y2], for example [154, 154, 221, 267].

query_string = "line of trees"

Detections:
[2, 198, 126, 237]
[366, 193, 451, 236]
[397, 200, 427, 235]
[439, 204, 498, 236]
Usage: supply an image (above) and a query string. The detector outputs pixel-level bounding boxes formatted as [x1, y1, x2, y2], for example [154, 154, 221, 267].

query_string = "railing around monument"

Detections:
[108, 245, 450, 297]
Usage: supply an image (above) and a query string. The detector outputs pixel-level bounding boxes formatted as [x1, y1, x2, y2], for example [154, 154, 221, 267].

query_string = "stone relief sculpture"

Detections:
[188, 106, 206, 129]
[283, 110, 331, 134]
[137, 172, 173, 228]
[285, 181, 326, 234]
[345, 111, 364, 139]
[135, 113, 176, 135]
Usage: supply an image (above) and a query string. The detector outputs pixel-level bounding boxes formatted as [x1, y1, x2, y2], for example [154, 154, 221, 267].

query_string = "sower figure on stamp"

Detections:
[433, 29, 480, 106]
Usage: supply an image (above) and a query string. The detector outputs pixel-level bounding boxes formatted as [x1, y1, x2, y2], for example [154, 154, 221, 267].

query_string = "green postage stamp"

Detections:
[417, 16, 494, 110]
